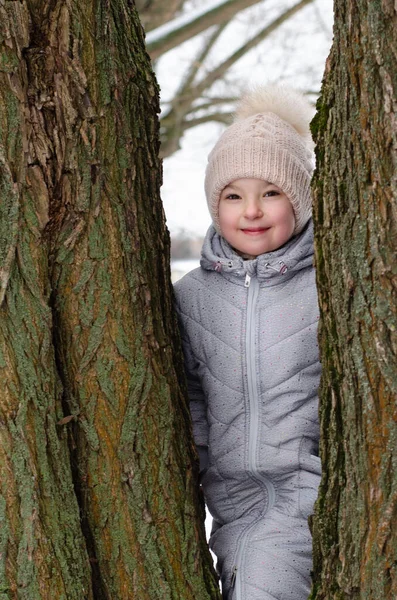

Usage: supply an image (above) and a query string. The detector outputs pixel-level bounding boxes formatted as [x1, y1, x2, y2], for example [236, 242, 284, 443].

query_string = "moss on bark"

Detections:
[0, 0, 220, 597]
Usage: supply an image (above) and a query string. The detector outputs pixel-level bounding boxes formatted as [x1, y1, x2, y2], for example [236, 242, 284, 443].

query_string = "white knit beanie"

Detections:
[204, 85, 315, 235]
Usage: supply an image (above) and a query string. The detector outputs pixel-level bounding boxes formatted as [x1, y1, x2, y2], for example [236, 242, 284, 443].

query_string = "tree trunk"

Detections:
[310, 1, 397, 598]
[0, 1, 220, 598]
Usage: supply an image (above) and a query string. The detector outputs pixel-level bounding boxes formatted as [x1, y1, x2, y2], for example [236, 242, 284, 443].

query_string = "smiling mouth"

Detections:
[241, 227, 270, 235]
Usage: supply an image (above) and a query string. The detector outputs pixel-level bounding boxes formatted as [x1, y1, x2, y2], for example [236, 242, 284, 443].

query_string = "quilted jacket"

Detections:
[174, 220, 321, 600]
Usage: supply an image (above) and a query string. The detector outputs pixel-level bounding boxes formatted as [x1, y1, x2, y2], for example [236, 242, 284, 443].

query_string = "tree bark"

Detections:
[0, 0, 220, 598]
[310, 1, 397, 598]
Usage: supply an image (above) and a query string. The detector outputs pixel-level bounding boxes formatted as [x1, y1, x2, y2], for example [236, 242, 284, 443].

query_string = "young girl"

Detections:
[174, 86, 321, 600]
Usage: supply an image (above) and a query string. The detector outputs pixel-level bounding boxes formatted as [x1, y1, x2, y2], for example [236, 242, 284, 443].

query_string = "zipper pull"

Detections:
[231, 566, 238, 588]
[214, 261, 222, 273]
[279, 261, 288, 274]
[244, 273, 251, 287]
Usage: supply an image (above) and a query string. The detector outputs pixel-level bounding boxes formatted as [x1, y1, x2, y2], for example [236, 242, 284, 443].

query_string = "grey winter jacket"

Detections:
[174, 221, 321, 600]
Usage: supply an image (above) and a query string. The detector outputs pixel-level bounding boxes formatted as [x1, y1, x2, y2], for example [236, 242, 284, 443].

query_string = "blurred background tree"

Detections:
[141, 0, 332, 158]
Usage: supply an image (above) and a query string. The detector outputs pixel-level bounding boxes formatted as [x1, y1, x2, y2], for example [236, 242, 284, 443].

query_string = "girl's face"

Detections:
[218, 178, 295, 258]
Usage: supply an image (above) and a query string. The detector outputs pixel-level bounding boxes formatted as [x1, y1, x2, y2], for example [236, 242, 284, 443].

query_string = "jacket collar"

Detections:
[200, 220, 314, 285]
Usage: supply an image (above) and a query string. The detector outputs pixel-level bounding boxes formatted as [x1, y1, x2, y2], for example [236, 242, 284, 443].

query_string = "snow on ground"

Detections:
[171, 258, 201, 282]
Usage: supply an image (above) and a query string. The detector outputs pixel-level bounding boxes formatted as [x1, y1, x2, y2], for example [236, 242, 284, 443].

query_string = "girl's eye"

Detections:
[264, 190, 279, 197]
[225, 194, 240, 200]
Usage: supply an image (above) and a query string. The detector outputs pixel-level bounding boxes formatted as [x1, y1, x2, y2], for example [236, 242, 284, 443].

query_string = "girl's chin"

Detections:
[234, 243, 271, 257]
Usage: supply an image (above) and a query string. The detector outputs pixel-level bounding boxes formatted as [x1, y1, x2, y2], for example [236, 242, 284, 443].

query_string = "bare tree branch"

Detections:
[160, 23, 229, 158]
[146, 0, 266, 59]
[163, 0, 314, 122]
[137, 0, 185, 32]
[190, 0, 315, 100]
[159, 0, 315, 157]
[176, 23, 228, 101]
[160, 112, 234, 158]
[154, 0, 325, 158]
[183, 112, 233, 128]
[186, 97, 240, 114]
[162, 96, 239, 109]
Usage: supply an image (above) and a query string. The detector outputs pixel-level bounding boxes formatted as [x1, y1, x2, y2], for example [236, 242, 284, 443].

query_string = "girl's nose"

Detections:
[244, 198, 263, 219]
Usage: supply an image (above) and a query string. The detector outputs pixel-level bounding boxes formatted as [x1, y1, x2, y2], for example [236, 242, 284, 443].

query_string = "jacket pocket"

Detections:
[298, 438, 321, 519]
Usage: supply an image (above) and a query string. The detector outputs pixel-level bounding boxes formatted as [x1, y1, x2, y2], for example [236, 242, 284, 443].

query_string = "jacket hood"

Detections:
[200, 219, 314, 285]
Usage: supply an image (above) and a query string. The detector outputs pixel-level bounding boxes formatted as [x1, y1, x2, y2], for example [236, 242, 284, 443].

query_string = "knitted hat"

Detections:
[204, 85, 315, 235]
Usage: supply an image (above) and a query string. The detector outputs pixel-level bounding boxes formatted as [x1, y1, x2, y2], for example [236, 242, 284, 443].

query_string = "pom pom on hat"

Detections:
[235, 85, 313, 142]
[204, 84, 315, 236]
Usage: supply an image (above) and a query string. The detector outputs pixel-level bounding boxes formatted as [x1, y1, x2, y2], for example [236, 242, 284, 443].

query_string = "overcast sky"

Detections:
[156, 0, 334, 238]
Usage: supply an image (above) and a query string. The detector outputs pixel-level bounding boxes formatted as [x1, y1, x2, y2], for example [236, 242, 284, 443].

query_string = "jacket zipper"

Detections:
[231, 272, 276, 599]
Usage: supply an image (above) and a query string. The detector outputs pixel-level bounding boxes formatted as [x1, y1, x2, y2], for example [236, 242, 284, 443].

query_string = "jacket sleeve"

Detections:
[181, 336, 209, 474]
[183, 346, 208, 443]
[174, 296, 209, 473]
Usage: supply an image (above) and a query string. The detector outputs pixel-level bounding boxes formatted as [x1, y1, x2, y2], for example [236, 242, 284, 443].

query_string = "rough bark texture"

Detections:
[0, 1, 220, 598]
[310, 1, 397, 598]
